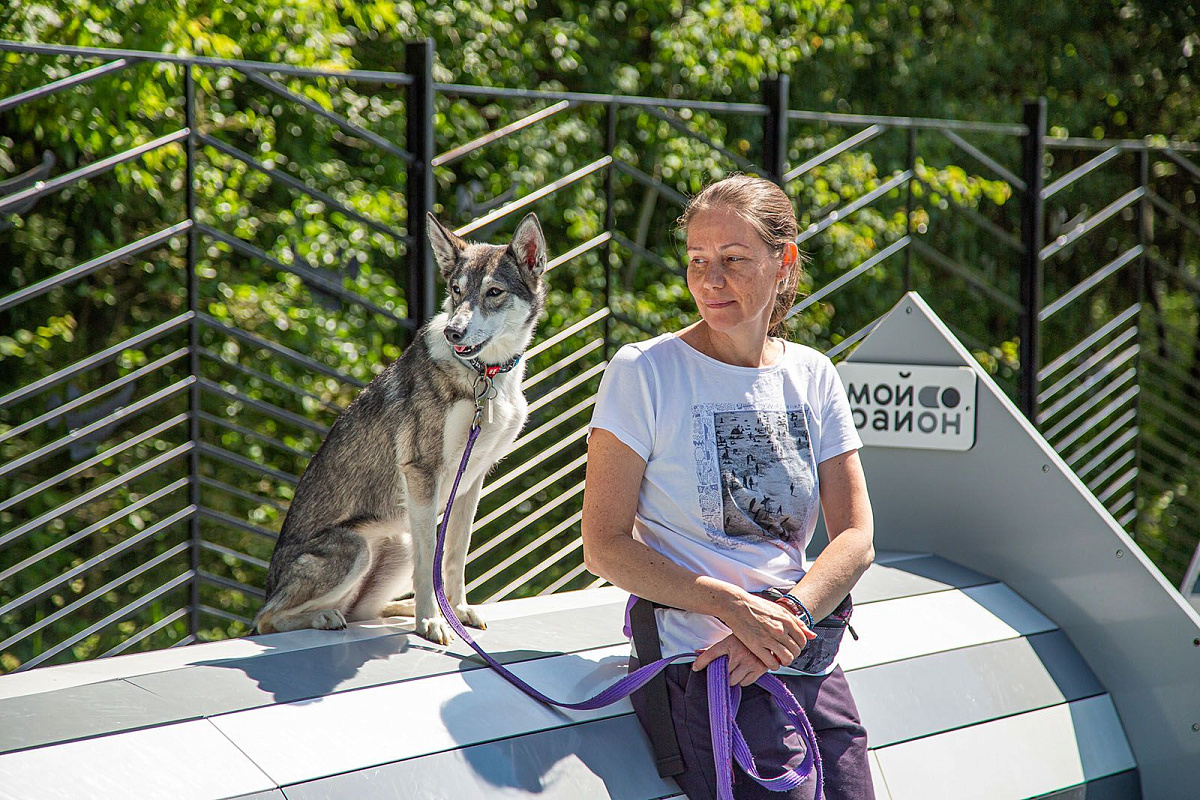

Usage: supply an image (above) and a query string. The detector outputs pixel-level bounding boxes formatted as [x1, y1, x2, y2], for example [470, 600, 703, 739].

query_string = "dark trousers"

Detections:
[631, 664, 875, 800]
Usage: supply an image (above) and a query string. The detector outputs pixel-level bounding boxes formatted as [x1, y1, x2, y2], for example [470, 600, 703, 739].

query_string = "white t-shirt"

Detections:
[586, 331, 863, 675]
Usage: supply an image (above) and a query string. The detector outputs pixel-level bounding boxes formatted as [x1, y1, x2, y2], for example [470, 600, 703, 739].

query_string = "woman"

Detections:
[581, 174, 876, 799]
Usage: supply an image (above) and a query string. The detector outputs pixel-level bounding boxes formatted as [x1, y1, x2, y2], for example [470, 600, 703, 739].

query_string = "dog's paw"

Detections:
[457, 603, 487, 630]
[379, 599, 416, 617]
[418, 616, 454, 645]
[312, 609, 347, 630]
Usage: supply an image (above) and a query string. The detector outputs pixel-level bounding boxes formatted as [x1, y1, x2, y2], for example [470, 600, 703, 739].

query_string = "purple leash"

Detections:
[432, 397, 823, 799]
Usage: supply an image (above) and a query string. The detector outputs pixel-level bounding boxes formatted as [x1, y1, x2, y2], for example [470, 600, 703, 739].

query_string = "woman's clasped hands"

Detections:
[692, 589, 818, 686]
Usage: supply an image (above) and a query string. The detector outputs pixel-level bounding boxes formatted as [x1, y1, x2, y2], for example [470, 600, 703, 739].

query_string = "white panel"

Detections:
[210, 644, 634, 785]
[0, 587, 629, 700]
[837, 582, 1056, 671]
[868, 750, 893, 800]
[0, 719, 275, 800]
[873, 695, 1136, 800]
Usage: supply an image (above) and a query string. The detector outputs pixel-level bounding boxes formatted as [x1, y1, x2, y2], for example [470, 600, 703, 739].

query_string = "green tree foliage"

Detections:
[1, 0, 1196, 671]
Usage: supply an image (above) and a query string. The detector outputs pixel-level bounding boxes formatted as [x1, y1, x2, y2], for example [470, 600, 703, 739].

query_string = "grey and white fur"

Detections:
[253, 212, 547, 644]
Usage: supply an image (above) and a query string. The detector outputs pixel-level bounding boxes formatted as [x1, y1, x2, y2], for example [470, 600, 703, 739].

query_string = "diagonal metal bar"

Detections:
[1038, 336, 1138, 406]
[197, 442, 300, 485]
[239, 67, 414, 163]
[1142, 382, 1200, 439]
[1095, 467, 1138, 505]
[470, 510, 583, 593]
[1041, 367, 1136, 436]
[524, 307, 610, 360]
[197, 569, 267, 598]
[197, 311, 365, 387]
[0, 378, 195, 482]
[199, 475, 288, 513]
[199, 411, 314, 459]
[527, 362, 606, 414]
[480, 426, 588, 500]
[17, 569, 195, 672]
[0, 58, 136, 114]
[1041, 146, 1124, 199]
[198, 507, 280, 542]
[1143, 350, 1200, 398]
[0, 505, 195, 621]
[0, 477, 189, 584]
[1146, 190, 1200, 241]
[783, 124, 887, 183]
[433, 100, 571, 168]
[1039, 187, 1144, 261]
[197, 134, 410, 243]
[0, 129, 189, 214]
[0, 443, 192, 551]
[469, 480, 585, 564]
[910, 238, 1023, 312]
[197, 604, 255, 628]
[1065, 408, 1136, 471]
[101, 607, 190, 658]
[200, 540, 271, 569]
[1037, 303, 1139, 382]
[1048, 384, 1139, 453]
[612, 160, 688, 206]
[485, 530, 583, 602]
[911, 173, 1024, 252]
[939, 129, 1025, 190]
[0, 312, 192, 411]
[509, 394, 596, 454]
[473, 454, 587, 530]
[1160, 147, 1200, 182]
[642, 105, 759, 173]
[196, 223, 411, 326]
[797, 170, 912, 244]
[199, 378, 330, 436]
[0, 541, 190, 654]
[522, 339, 604, 393]
[1072, 426, 1138, 483]
[610, 230, 682, 277]
[198, 347, 344, 416]
[1087, 448, 1137, 499]
[1039, 245, 1143, 321]
[0, 347, 189, 446]
[545, 232, 611, 274]
[539, 561, 592, 595]
[455, 156, 612, 236]
[787, 237, 909, 320]
[0, 413, 188, 516]
[827, 316, 884, 359]
[0, 220, 193, 312]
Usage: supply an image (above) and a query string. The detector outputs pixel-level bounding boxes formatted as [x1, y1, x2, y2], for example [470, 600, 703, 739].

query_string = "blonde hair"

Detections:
[677, 174, 809, 336]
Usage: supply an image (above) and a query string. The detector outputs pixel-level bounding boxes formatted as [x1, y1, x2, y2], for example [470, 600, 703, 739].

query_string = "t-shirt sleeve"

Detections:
[817, 355, 864, 464]
[587, 344, 656, 462]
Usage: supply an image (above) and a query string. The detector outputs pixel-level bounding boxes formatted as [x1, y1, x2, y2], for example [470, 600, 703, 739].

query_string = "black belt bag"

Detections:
[627, 589, 858, 779]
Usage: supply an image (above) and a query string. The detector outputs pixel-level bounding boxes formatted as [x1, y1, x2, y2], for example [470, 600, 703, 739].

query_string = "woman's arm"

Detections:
[582, 427, 813, 672]
[785, 448, 875, 621]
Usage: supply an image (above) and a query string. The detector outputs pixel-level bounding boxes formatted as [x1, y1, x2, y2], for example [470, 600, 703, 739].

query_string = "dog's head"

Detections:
[426, 212, 547, 361]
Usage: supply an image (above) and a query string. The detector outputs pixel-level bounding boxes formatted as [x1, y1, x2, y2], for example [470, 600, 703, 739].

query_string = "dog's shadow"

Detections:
[437, 649, 678, 797]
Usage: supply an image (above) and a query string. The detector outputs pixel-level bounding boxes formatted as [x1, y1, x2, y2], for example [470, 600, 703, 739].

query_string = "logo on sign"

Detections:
[835, 363, 977, 451]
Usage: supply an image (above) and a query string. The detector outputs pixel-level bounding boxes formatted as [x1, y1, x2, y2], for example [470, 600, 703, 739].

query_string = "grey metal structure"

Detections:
[2, 290, 1195, 798]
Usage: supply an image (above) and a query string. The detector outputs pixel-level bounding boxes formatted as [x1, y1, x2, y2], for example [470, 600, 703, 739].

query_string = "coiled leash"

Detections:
[429, 372, 824, 800]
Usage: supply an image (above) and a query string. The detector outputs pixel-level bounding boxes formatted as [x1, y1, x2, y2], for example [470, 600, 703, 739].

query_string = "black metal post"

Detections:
[904, 126, 916, 292]
[602, 102, 616, 362]
[762, 75, 789, 185]
[185, 61, 201, 641]
[1018, 98, 1047, 423]
[405, 40, 436, 328]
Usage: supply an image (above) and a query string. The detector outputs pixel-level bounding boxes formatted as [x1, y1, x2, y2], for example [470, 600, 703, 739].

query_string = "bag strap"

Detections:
[629, 596, 686, 777]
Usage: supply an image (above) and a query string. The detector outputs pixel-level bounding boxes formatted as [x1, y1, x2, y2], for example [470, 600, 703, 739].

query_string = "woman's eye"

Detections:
[487, 287, 504, 297]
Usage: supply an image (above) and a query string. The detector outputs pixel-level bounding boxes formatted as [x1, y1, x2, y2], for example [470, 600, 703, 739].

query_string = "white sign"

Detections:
[835, 362, 977, 451]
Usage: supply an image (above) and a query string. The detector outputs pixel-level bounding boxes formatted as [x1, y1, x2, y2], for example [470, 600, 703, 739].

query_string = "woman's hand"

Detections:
[717, 590, 817, 671]
[692, 634, 776, 686]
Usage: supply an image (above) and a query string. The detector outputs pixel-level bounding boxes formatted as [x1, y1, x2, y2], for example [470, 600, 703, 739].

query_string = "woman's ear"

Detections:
[778, 241, 799, 281]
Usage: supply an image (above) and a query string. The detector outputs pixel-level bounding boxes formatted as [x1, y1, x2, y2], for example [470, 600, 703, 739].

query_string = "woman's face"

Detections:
[685, 207, 788, 338]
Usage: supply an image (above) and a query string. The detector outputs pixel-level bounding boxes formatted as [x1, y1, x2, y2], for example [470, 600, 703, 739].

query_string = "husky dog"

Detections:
[253, 212, 547, 644]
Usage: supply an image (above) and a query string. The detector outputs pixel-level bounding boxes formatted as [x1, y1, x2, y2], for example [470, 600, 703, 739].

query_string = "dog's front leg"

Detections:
[443, 472, 487, 629]
[403, 468, 453, 645]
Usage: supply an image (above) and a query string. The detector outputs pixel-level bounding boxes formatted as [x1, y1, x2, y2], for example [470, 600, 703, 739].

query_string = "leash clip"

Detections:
[472, 374, 494, 428]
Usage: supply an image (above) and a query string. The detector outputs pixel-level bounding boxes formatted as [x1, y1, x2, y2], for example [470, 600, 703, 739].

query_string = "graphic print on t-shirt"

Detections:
[692, 403, 817, 553]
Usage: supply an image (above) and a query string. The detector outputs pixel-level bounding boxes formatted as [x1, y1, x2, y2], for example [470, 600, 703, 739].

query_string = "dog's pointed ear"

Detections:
[508, 212, 546, 277]
[426, 213, 467, 278]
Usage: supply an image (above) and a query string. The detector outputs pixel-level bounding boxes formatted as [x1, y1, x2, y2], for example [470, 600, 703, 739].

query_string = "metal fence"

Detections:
[1, 38, 1197, 673]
